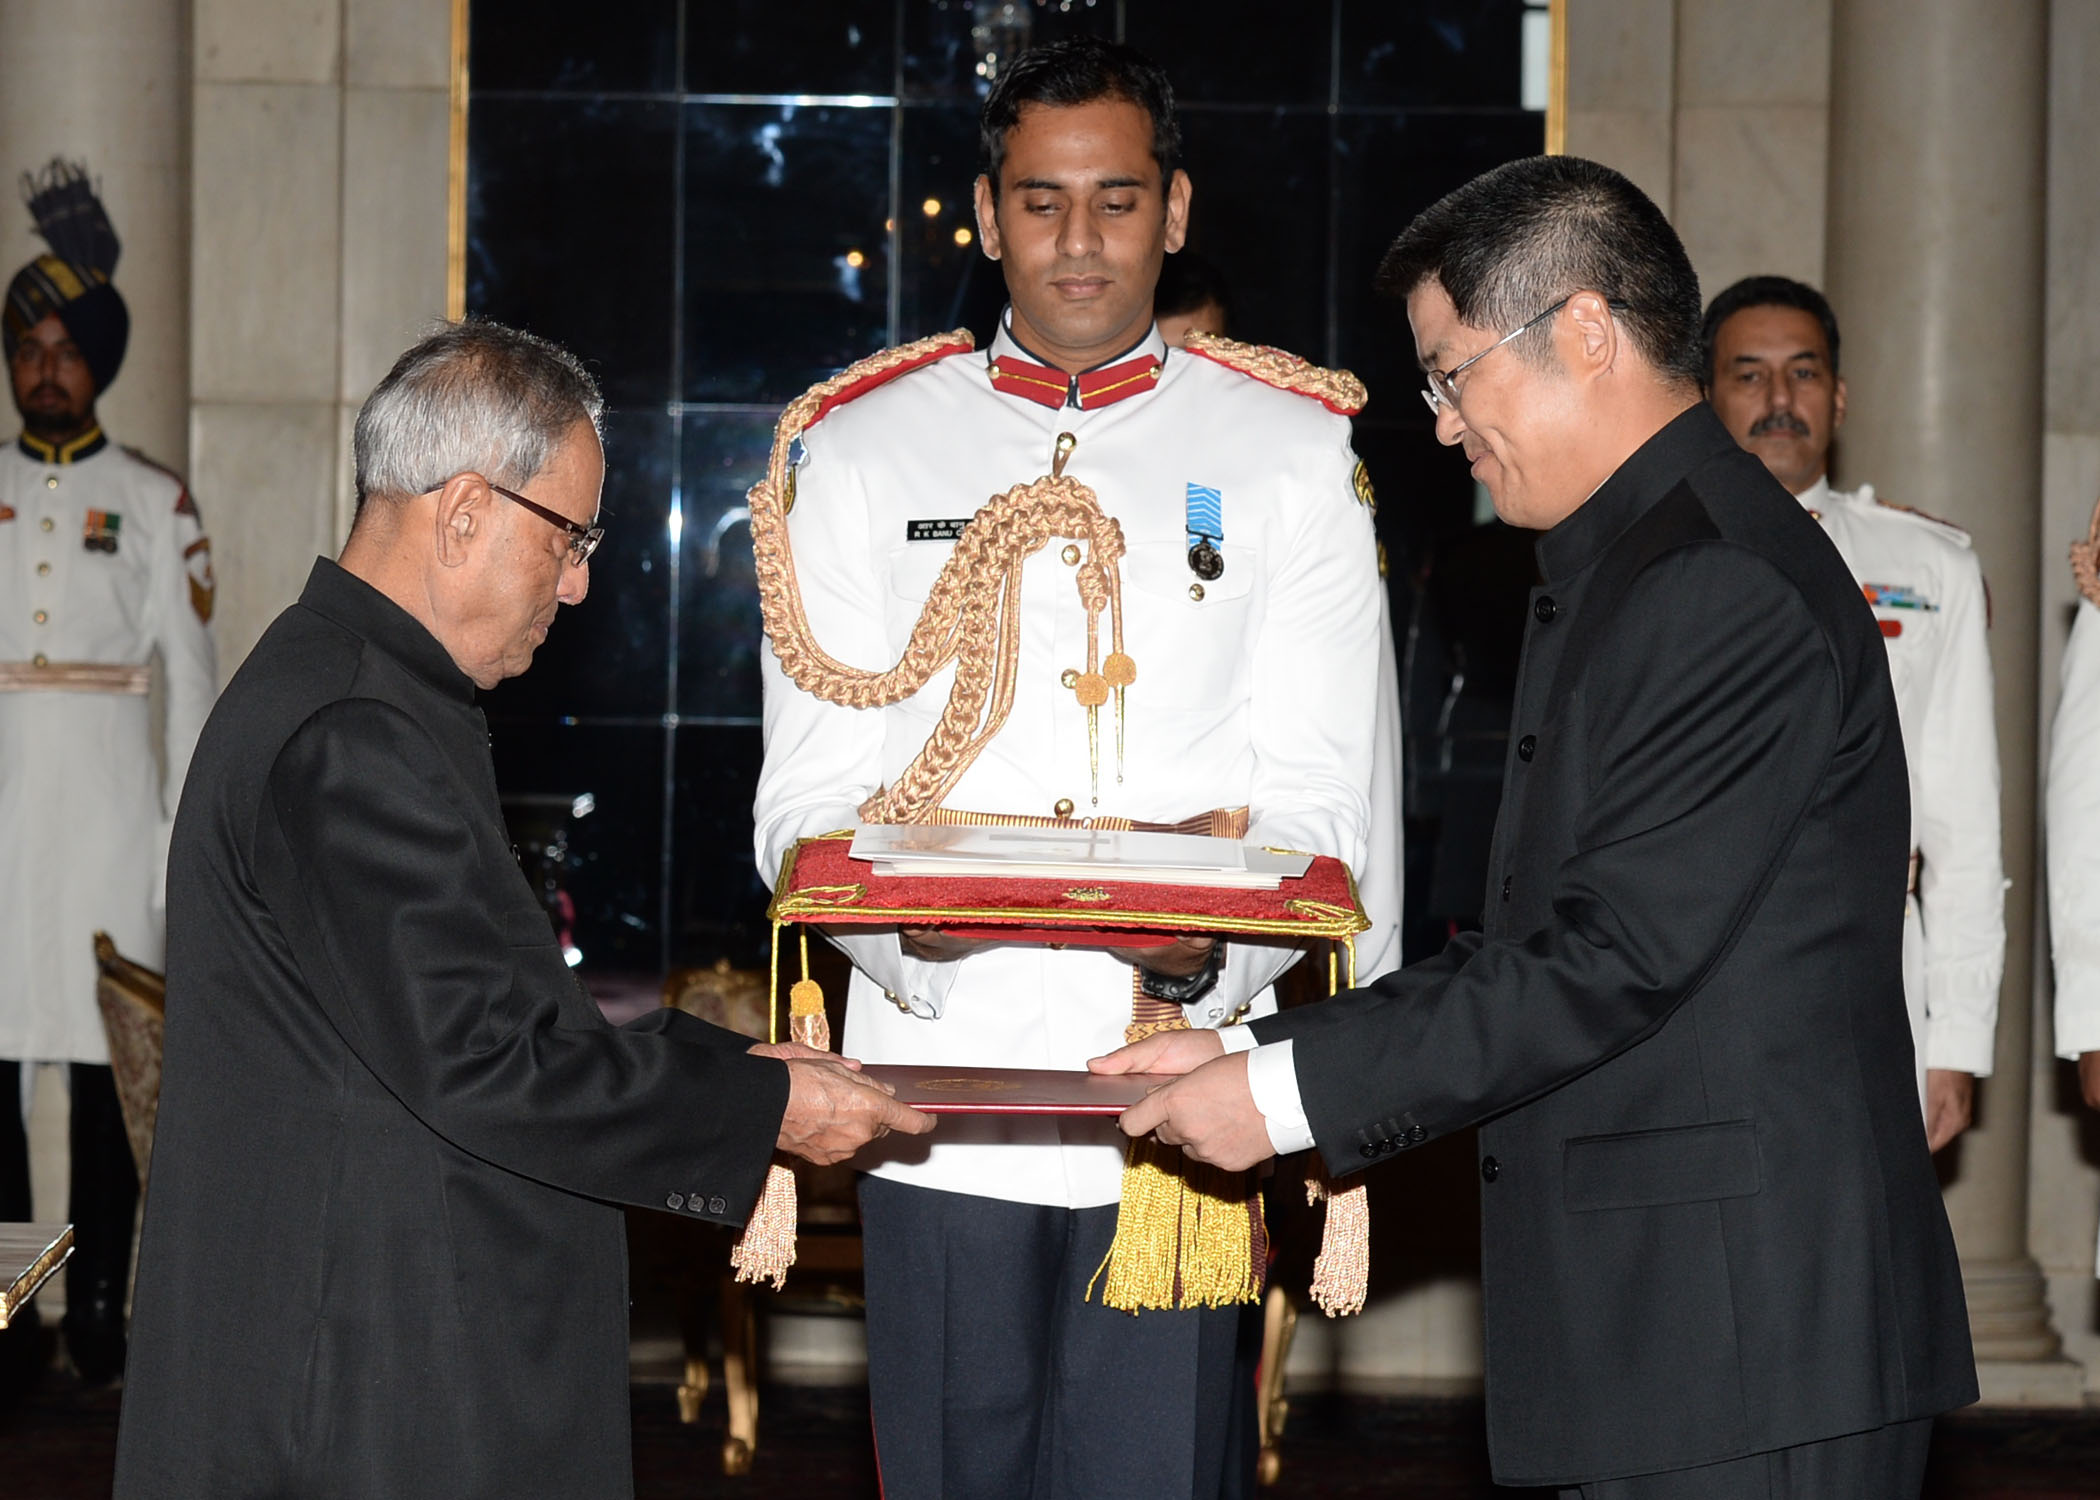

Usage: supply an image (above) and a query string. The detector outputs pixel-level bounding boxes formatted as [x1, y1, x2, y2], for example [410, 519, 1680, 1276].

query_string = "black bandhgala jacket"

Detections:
[115, 559, 787, 1499]
[1256, 404, 1975, 1486]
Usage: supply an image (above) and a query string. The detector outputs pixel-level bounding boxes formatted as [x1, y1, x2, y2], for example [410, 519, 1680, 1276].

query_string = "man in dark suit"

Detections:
[111, 320, 930, 1499]
[1095, 156, 1974, 1498]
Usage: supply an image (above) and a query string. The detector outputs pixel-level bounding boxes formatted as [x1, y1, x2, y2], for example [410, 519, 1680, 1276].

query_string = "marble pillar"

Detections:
[1826, 0, 2081, 1403]
[0, 0, 190, 470]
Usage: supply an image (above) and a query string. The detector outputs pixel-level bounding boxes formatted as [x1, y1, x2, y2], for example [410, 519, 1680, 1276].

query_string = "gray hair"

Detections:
[352, 319, 604, 515]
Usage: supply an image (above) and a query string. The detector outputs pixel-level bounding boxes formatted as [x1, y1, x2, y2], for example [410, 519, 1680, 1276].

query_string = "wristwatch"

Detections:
[1138, 941, 1224, 1004]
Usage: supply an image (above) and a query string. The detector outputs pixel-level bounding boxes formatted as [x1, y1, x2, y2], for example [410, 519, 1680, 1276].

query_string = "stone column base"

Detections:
[1963, 1256, 2065, 1363]
[1961, 1256, 2083, 1404]
[1974, 1357, 2088, 1407]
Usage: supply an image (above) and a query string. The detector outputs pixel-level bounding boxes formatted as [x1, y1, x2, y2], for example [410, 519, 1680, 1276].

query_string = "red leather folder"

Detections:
[766, 832, 1369, 949]
[861, 1063, 1174, 1116]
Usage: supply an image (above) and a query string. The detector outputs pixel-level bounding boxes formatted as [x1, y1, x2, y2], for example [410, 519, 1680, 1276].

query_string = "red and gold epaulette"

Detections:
[1181, 330, 1367, 416]
[115, 445, 204, 522]
[1870, 491, 1970, 542]
[806, 330, 976, 429]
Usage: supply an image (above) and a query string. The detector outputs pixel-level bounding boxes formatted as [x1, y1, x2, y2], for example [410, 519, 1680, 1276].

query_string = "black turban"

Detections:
[3, 253, 129, 394]
[3, 159, 127, 395]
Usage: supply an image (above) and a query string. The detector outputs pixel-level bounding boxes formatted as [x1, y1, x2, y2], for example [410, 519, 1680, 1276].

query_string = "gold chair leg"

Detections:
[719, 1276, 760, 1476]
[674, 1269, 711, 1424]
[1256, 1283, 1299, 1486]
[676, 1352, 710, 1424]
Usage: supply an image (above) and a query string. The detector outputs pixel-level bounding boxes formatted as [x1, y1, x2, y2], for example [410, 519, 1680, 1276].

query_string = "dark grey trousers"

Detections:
[1557, 1416, 1934, 1500]
[858, 1173, 1246, 1500]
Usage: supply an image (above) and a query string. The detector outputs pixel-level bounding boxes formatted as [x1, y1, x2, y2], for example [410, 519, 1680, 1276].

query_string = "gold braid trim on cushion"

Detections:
[1182, 330, 1368, 417]
[750, 332, 1137, 824]
[2073, 493, 2100, 608]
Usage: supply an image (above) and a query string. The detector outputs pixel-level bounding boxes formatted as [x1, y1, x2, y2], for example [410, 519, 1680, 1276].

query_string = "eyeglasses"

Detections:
[1420, 296, 1572, 417]
[423, 477, 604, 566]
[491, 483, 604, 567]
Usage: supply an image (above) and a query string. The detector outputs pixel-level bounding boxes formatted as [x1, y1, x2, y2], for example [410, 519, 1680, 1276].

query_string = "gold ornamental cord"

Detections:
[736, 331, 1369, 1318]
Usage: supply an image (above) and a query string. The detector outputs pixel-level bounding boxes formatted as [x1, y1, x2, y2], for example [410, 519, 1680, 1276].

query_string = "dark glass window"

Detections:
[683, 103, 895, 403]
[467, 98, 677, 407]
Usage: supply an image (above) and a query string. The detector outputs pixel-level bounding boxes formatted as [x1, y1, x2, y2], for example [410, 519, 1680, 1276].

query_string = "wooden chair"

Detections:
[93, 932, 166, 1186]
[656, 956, 862, 1475]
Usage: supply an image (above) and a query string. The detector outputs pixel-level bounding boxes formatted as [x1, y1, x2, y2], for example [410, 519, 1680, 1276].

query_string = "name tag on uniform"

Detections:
[906, 518, 973, 542]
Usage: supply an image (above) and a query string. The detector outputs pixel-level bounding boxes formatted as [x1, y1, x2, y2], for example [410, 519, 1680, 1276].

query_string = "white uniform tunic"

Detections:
[1799, 477, 2003, 1091]
[754, 321, 1394, 1208]
[2048, 597, 2100, 1270]
[2051, 599, 2100, 1057]
[0, 431, 215, 1063]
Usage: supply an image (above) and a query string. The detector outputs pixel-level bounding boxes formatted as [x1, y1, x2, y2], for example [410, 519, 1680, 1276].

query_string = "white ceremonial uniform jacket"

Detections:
[0, 430, 216, 1063]
[754, 320, 1393, 1207]
[2048, 597, 2100, 1272]
[2049, 598, 2100, 1060]
[1800, 477, 2003, 1087]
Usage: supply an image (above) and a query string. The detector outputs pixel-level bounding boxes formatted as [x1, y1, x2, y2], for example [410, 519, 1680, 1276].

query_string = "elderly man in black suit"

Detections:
[1096, 156, 1974, 1498]
[111, 320, 930, 1500]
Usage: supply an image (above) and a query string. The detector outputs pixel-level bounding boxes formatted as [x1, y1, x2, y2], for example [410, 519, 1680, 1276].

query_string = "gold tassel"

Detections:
[730, 1163, 799, 1290]
[1302, 933, 1368, 1315]
[1090, 975, 1265, 1313]
[1305, 1171, 1369, 1317]
[1089, 1136, 1264, 1312]
[731, 943, 830, 1289]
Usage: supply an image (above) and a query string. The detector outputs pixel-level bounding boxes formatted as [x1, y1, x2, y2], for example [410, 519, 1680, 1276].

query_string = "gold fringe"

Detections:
[730, 1164, 798, 1291]
[731, 949, 832, 1290]
[1306, 1171, 1370, 1318]
[1089, 1135, 1263, 1313]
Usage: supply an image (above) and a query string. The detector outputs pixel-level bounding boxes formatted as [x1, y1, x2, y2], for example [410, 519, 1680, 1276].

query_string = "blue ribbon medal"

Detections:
[1186, 483, 1224, 580]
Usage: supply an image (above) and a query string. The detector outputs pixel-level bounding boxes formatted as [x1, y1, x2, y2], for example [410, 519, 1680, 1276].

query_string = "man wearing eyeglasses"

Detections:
[1703, 275, 2002, 1155]
[1098, 155, 1974, 1497]
[111, 320, 931, 1500]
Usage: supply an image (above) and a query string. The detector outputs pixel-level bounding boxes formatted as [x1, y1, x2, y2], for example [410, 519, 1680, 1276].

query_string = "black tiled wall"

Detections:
[467, 0, 1542, 978]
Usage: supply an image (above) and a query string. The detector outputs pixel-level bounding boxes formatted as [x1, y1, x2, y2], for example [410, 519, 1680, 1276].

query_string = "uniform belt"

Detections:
[918, 805, 1250, 838]
[0, 661, 151, 694]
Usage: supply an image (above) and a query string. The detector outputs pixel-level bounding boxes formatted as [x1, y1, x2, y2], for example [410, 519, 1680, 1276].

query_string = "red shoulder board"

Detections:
[1181, 331, 1367, 416]
[808, 331, 976, 429]
[1871, 492, 1970, 540]
[120, 443, 190, 490]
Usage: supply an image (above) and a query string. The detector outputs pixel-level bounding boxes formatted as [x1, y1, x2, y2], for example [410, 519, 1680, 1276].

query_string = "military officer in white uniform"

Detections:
[1703, 276, 2001, 1152]
[2048, 562, 2100, 1272]
[0, 163, 215, 1387]
[753, 39, 1393, 1500]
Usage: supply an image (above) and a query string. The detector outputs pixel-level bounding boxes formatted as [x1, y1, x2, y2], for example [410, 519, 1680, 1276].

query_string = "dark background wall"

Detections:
[466, 0, 1543, 980]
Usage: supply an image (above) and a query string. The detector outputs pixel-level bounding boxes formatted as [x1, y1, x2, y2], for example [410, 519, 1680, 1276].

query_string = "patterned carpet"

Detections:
[7, 1348, 2100, 1500]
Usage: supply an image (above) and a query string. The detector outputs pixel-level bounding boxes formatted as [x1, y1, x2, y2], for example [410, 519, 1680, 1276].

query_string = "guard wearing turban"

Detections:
[2, 200, 129, 398]
[0, 159, 214, 1392]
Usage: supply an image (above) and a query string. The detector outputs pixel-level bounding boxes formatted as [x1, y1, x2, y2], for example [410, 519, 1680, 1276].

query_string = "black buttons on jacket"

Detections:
[1480, 1156, 1501, 1183]
[707, 1196, 727, 1215]
[1517, 734, 1536, 762]
[1534, 595, 1559, 623]
[1359, 1120, 1425, 1158]
[665, 1192, 685, 1211]
[1501, 875, 1512, 901]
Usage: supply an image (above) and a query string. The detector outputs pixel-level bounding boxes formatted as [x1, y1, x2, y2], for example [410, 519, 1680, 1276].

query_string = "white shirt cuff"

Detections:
[1217, 1025, 1259, 1054]
[1243, 1040, 1316, 1156]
